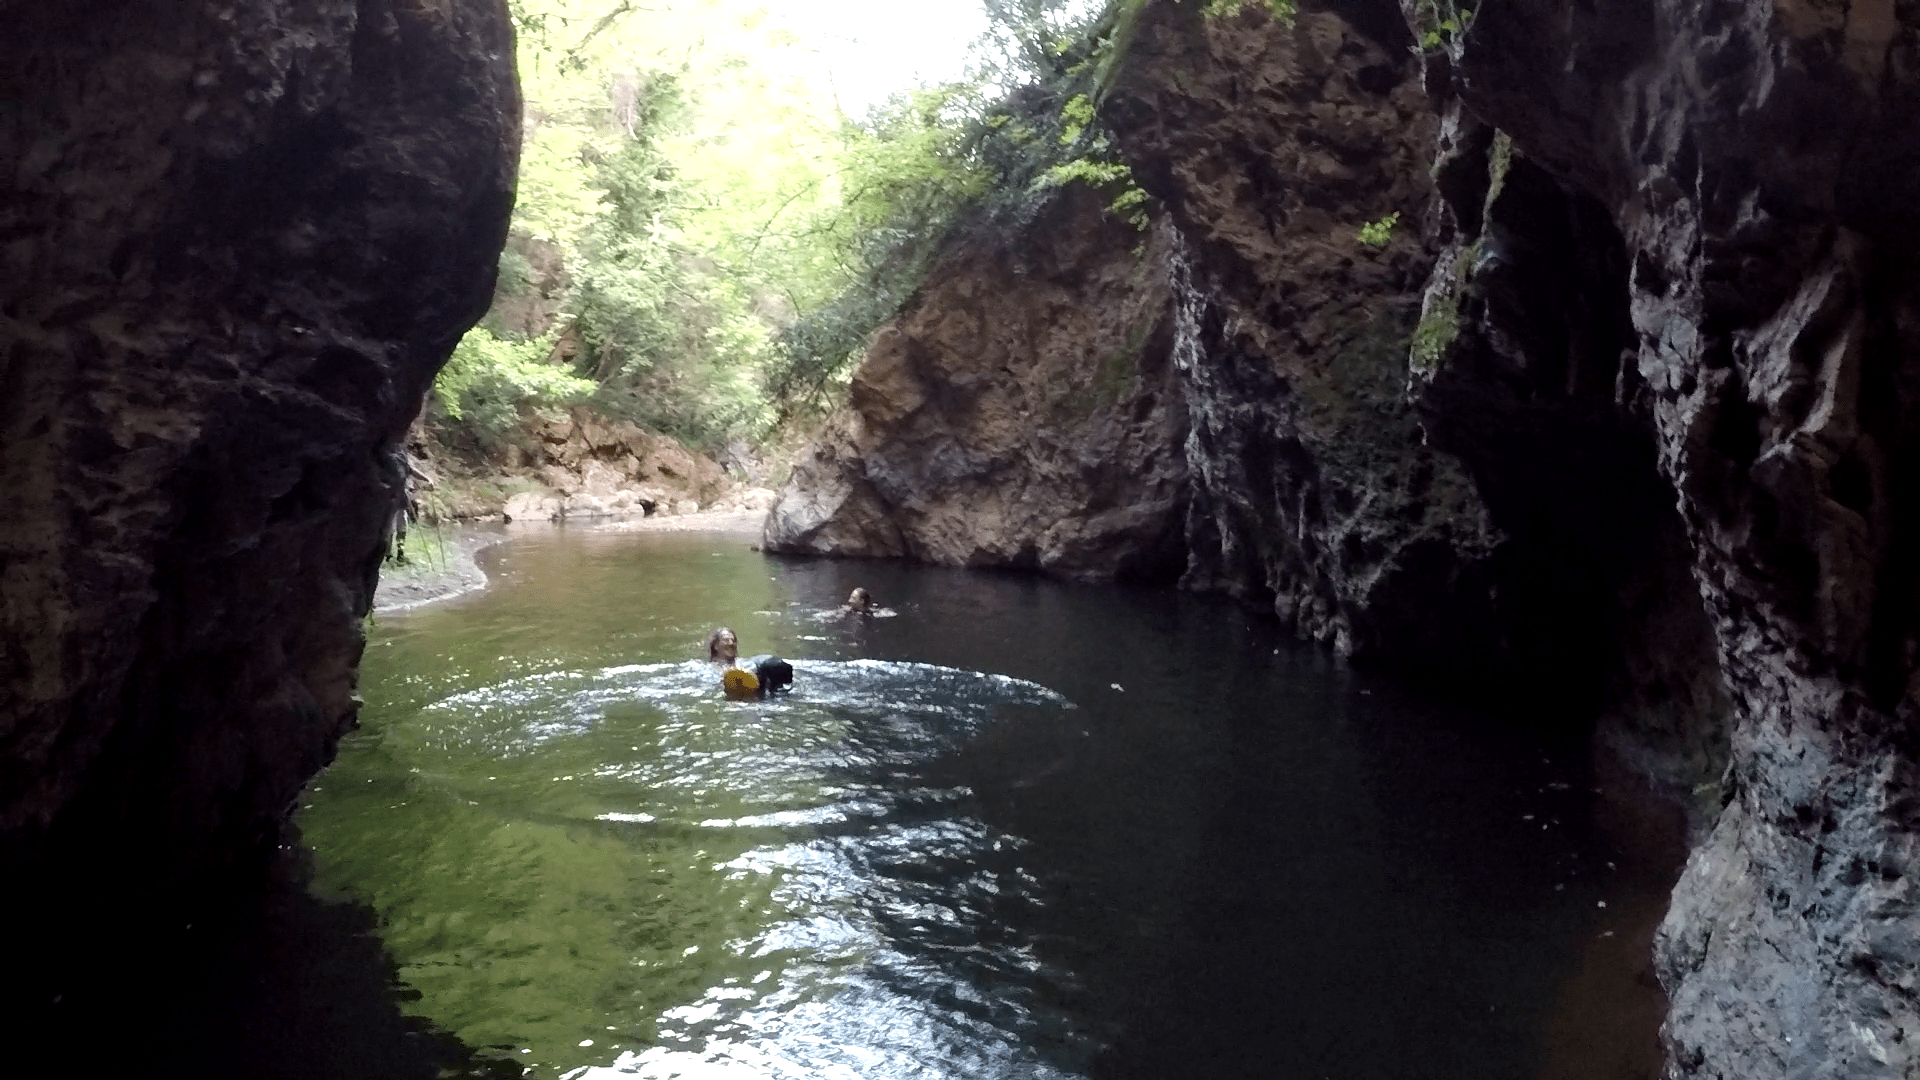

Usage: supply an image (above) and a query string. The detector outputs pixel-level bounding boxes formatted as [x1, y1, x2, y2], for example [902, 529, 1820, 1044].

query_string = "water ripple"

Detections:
[406, 659, 1090, 1079]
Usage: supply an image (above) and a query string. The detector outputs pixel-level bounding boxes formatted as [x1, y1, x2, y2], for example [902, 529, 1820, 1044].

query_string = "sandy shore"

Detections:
[371, 508, 768, 615]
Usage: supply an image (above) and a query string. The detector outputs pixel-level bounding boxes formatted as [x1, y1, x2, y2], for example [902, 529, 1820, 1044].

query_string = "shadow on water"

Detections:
[777, 553, 1682, 1080]
[3, 840, 512, 1080]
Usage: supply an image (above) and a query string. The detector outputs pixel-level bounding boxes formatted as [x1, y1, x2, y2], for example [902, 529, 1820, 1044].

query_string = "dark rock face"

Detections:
[1104, 1, 1522, 679]
[0, 0, 516, 920]
[1438, 0, 1920, 1074]
[765, 189, 1189, 582]
[1410, 101, 1732, 809]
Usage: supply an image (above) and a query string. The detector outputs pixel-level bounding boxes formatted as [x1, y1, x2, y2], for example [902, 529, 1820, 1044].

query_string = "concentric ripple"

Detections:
[328, 658, 1092, 1079]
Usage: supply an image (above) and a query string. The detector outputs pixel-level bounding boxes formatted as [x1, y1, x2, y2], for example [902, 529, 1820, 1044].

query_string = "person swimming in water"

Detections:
[707, 626, 792, 696]
[837, 587, 897, 618]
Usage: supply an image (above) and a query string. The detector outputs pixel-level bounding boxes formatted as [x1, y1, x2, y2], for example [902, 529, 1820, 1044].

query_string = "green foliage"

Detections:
[1409, 238, 1481, 373]
[1059, 93, 1096, 144]
[763, 82, 999, 412]
[772, 2, 1165, 410]
[1203, 0, 1298, 22]
[383, 524, 453, 574]
[441, 0, 1166, 450]
[1039, 158, 1151, 230]
[1414, 0, 1474, 49]
[435, 328, 594, 448]
[468, 2, 852, 447]
[1357, 211, 1400, 249]
[1484, 130, 1515, 212]
[1410, 308, 1460, 371]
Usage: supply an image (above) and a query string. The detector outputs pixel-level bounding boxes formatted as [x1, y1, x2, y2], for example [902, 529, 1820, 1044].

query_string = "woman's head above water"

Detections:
[707, 626, 738, 664]
[845, 588, 871, 613]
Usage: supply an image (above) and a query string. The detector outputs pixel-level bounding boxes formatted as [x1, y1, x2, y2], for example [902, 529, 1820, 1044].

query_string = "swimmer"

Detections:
[837, 587, 896, 618]
[707, 626, 793, 697]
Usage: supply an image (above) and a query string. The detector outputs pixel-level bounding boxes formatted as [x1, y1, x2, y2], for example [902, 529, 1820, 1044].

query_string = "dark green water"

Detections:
[301, 526, 1673, 1080]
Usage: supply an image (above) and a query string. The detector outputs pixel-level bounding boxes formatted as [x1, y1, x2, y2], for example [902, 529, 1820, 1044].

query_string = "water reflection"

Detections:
[305, 528, 1673, 1080]
[309, 648, 1095, 1078]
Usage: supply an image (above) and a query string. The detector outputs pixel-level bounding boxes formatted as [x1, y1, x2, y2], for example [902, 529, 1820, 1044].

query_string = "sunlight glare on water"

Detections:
[426, 657, 1086, 1080]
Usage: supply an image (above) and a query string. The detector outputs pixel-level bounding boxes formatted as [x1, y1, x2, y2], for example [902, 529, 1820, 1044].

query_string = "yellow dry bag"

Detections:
[722, 667, 760, 698]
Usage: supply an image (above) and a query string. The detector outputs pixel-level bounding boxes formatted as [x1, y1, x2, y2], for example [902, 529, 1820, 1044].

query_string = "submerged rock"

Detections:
[0, 0, 517, 917]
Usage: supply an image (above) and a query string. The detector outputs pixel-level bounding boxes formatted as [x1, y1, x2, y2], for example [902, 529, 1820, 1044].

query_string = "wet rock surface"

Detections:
[1103, 0, 1520, 679]
[0, 0, 517, 969]
[765, 188, 1189, 581]
[6, 0, 1913, 1072]
[773, 0, 1920, 1071]
[1408, 99, 1733, 814]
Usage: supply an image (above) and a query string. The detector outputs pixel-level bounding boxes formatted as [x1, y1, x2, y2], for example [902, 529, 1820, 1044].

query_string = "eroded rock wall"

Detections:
[1101, 0, 1528, 680]
[1409, 101, 1733, 808]
[1436, 0, 1920, 1074]
[0, 0, 516, 916]
[765, 188, 1189, 581]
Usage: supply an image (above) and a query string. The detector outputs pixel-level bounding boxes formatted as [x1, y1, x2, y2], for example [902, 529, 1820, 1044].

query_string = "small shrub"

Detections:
[434, 327, 595, 448]
[1037, 158, 1153, 230]
[1410, 308, 1460, 371]
[1357, 212, 1400, 249]
[1414, 0, 1474, 49]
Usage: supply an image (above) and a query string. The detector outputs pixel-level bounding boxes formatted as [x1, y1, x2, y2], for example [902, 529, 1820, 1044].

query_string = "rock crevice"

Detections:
[1429, 0, 1920, 1073]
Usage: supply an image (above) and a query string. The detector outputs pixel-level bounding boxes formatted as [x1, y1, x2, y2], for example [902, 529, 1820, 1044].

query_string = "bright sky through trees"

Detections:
[760, 1, 991, 115]
[446, 0, 1124, 449]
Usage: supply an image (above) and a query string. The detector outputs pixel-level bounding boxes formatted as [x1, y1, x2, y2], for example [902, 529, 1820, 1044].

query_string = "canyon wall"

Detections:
[0, 0, 517, 937]
[1437, 0, 1920, 1074]
[772, 0, 1920, 1073]
[1100, 0, 1523, 682]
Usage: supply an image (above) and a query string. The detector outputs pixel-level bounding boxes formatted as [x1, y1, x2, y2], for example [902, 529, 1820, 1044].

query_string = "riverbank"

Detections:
[371, 509, 768, 615]
[371, 528, 498, 615]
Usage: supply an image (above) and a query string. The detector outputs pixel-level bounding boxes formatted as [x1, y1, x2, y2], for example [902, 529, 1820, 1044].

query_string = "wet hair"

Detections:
[707, 626, 737, 661]
[846, 588, 871, 611]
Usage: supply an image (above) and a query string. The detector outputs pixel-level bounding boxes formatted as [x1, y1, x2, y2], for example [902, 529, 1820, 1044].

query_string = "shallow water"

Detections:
[301, 526, 1673, 1079]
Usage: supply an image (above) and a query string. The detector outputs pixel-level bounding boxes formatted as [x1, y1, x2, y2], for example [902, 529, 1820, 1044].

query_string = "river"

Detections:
[297, 525, 1677, 1079]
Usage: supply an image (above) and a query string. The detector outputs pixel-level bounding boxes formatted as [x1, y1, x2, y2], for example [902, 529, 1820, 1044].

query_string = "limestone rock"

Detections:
[530, 409, 727, 501]
[1405, 98, 1733, 808]
[503, 492, 564, 524]
[1102, 0, 1510, 673]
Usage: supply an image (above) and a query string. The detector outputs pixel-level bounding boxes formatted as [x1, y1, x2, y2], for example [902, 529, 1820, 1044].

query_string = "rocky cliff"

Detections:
[765, 188, 1189, 581]
[412, 406, 736, 523]
[768, 2, 1525, 677]
[1431, 0, 1920, 1074]
[1101, 0, 1533, 682]
[0, 0, 516, 953]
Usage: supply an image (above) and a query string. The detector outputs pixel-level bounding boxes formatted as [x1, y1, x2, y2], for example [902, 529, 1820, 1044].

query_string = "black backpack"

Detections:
[747, 655, 793, 695]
